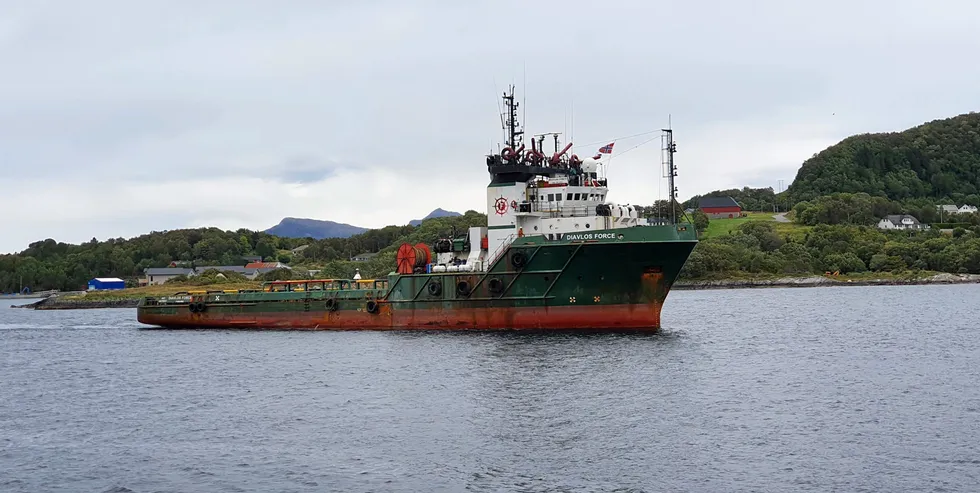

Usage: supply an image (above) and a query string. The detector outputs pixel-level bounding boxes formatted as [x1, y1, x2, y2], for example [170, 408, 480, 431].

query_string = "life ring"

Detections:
[511, 251, 527, 269]
[488, 278, 504, 294]
[456, 280, 471, 297]
[427, 281, 442, 296]
[366, 300, 379, 314]
[325, 298, 337, 311]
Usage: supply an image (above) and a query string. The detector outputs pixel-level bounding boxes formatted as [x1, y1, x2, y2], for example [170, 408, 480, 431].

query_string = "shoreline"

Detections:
[10, 273, 980, 310]
[12, 298, 139, 310]
[673, 273, 980, 290]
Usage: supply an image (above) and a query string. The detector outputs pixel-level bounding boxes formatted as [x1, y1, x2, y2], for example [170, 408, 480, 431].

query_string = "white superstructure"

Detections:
[420, 85, 674, 274]
[482, 87, 643, 264]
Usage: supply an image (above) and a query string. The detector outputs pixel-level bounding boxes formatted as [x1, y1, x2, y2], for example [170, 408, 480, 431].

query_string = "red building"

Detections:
[698, 196, 742, 219]
[245, 261, 287, 270]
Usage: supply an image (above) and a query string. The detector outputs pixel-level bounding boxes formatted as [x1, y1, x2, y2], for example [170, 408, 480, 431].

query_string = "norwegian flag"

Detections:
[598, 142, 615, 154]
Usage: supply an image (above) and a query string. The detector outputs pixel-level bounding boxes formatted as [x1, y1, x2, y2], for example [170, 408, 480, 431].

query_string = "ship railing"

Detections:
[487, 233, 517, 269]
[529, 202, 598, 218]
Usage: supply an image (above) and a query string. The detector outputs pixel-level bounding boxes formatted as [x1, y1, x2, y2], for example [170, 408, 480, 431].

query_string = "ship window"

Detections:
[574, 193, 581, 200]
[540, 195, 544, 200]
[548, 193, 554, 201]
[566, 193, 572, 200]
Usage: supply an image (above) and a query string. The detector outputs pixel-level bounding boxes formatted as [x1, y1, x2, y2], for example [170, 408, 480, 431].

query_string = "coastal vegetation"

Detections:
[681, 217, 980, 278]
[786, 111, 980, 203]
[0, 212, 487, 294]
[683, 187, 783, 213]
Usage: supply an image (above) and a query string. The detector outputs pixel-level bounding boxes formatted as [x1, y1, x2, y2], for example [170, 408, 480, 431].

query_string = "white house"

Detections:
[877, 214, 928, 230]
[958, 205, 978, 214]
[143, 267, 195, 285]
[352, 252, 378, 262]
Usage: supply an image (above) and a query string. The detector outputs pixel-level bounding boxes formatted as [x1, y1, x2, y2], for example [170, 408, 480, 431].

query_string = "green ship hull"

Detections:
[136, 224, 698, 331]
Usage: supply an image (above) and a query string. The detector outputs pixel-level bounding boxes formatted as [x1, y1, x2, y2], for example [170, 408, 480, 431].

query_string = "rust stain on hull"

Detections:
[137, 303, 664, 331]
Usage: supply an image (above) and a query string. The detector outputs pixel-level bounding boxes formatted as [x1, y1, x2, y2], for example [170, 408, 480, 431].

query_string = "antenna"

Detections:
[493, 78, 504, 143]
[661, 117, 678, 224]
[502, 85, 523, 148]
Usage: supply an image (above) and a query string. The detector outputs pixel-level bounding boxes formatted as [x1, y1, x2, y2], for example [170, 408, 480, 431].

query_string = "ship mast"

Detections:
[662, 126, 678, 224]
[502, 85, 523, 148]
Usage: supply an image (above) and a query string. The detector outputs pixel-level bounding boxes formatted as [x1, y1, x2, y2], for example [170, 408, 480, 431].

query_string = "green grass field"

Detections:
[701, 211, 808, 239]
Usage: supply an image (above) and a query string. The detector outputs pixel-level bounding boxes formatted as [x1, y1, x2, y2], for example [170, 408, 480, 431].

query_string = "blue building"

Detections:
[88, 277, 126, 291]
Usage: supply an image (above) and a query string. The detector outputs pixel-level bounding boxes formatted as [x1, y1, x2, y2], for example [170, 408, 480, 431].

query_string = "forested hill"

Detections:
[683, 187, 779, 212]
[787, 112, 980, 204]
[0, 211, 486, 293]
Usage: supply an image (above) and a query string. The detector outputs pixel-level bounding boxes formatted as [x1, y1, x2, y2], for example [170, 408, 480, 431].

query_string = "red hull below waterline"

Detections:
[136, 302, 664, 331]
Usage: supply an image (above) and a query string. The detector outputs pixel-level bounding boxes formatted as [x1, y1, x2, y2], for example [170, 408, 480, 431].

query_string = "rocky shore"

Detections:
[12, 297, 139, 310]
[673, 273, 980, 290]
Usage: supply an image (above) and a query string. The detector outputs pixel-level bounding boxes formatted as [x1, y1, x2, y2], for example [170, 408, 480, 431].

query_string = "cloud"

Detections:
[2, 0, 980, 252]
[276, 155, 342, 184]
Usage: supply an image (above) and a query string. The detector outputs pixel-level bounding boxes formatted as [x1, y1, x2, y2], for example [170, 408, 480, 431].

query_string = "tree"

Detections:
[692, 210, 709, 233]
[255, 239, 276, 260]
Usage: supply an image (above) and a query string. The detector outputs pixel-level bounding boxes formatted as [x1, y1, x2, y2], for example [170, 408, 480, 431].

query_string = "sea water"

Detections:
[1, 284, 978, 492]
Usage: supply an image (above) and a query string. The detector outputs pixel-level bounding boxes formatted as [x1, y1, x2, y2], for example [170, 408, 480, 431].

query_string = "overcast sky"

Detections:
[2, 0, 979, 253]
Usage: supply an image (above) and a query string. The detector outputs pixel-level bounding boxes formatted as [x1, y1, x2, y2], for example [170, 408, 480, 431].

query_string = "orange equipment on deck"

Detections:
[395, 243, 432, 274]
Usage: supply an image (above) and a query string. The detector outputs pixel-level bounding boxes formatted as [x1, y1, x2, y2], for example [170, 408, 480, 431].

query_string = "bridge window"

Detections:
[574, 193, 581, 200]
[566, 193, 572, 200]
[548, 193, 554, 201]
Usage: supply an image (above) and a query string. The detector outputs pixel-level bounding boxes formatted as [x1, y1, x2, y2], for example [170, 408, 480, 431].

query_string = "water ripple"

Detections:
[1, 285, 979, 492]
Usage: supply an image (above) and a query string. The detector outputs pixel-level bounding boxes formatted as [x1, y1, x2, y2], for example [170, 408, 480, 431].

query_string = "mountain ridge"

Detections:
[409, 208, 462, 226]
[265, 208, 462, 239]
[264, 217, 368, 239]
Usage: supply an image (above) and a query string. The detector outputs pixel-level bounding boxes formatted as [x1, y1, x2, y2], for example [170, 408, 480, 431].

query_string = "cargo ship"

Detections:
[136, 86, 698, 331]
